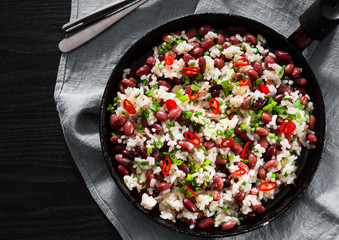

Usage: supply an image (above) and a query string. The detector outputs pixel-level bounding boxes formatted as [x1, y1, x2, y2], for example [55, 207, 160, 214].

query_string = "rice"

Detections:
[108, 26, 317, 230]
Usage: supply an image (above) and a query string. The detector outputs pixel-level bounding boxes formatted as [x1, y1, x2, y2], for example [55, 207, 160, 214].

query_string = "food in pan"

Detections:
[107, 25, 317, 230]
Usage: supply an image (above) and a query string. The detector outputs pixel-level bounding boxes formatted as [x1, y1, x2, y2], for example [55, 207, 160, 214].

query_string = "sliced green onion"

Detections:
[139, 129, 146, 135]
[271, 173, 276, 178]
[222, 206, 229, 211]
[147, 148, 152, 154]
[273, 105, 285, 114]
[295, 99, 302, 109]
[256, 78, 262, 86]
[209, 193, 214, 198]
[167, 121, 174, 127]
[282, 97, 291, 101]
[185, 174, 193, 181]
[216, 130, 223, 136]
[137, 123, 143, 130]
[222, 154, 228, 159]
[241, 45, 246, 50]
[203, 159, 211, 166]
[224, 129, 234, 138]
[215, 44, 223, 50]
[284, 172, 288, 177]
[269, 133, 276, 139]
[179, 95, 189, 102]
[204, 51, 210, 56]
[158, 45, 166, 52]
[278, 65, 286, 76]
[143, 110, 149, 119]
[208, 124, 216, 129]
[262, 100, 277, 111]
[183, 111, 193, 119]
[242, 181, 247, 186]
[136, 174, 141, 181]
[191, 85, 199, 91]
[240, 124, 247, 130]
[221, 80, 230, 88]
[229, 154, 235, 160]
[176, 159, 183, 165]
[278, 137, 283, 141]
[140, 161, 149, 165]
[175, 90, 183, 98]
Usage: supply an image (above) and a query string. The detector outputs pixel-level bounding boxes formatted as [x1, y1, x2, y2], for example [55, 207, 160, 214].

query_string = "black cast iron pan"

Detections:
[100, 0, 338, 237]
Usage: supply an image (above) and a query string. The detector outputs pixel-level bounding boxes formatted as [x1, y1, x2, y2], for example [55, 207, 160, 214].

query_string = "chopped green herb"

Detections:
[300, 68, 303, 73]
[141, 185, 147, 189]
[168, 130, 173, 137]
[183, 111, 193, 119]
[256, 78, 262, 86]
[194, 112, 203, 117]
[209, 193, 214, 198]
[158, 140, 164, 146]
[271, 173, 276, 179]
[111, 132, 116, 136]
[278, 65, 286, 76]
[226, 101, 231, 107]
[241, 44, 246, 50]
[106, 104, 115, 113]
[238, 217, 244, 221]
[179, 185, 187, 193]
[242, 181, 247, 186]
[282, 97, 291, 101]
[229, 154, 235, 160]
[215, 44, 223, 50]
[158, 45, 166, 53]
[150, 104, 159, 112]
[222, 206, 229, 211]
[143, 110, 149, 119]
[224, 129, 234, 138]
[284, 172, 288, 177]
[191, 85, 199, 91]
[269, 133, 276, 139]
[278, 137, 283, 141]
[114, 96, 120, 103]
[139, 129, 146, 135]
[145, 90, 153, 97]
[136, 174, 141, 181]
[135, 93, 141, 98]
[179, 95, 189, 103]
[204, 181, 208, 187]
[167, 121, 174, 127]
[293, 136, 298, 142]
[137, 123, 143, 130]
[175, 90, 183, 98]
[204, 51, 210, 56]
[150, 83, 158, 89]
[203, 159, 211, 166]
[273, 105, 285, 114]
[194, 164, 201, 172]
[240, 124, 247, 130]
[140, 161, 149, 165]
[295, 99, 302, 109]
[147, 148, 152, 154]
[185, 174, 193, 181]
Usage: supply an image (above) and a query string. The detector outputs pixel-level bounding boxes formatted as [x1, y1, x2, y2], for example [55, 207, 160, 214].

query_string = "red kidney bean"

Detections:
[265, 159, 279, 168]
[121, 78, 136, 88]
[263, 146, 276, 162]
[239, 133, 251, 142]
[247, 153, 257, 168]
[255, 127, 268, 136]
[308, 114, 316, 130]
[162, 33, 174, 42]
[169, 107, 182, 120]
[250, 187, 258, 195]
[285, 133, 293, 142]
[183, 198, 197, 212]
[137, 146, 149, 159]
[213, 175, 224, 190]
[117, 165, 130, 176]
[178, 140, 192, 152]
[292, 67, 301, 78]
[155, 110, 168, 122]
[211, 190, 221, 201]
[184, 218, 196, 225]
[198, 57, 206, 72]
[222, 220, 237, 230]
[276, 116, 284, 125]
[198, 25, 211, 36]
[235, 72, 243, 80]
[240, 96, 251, 110]
[237, 162, 249, 173]
[158, 80, 171, 91]
[113, 144, 126, 152]
[234, 191, 245, 204]
[229, 36, 239, 44]
[190, 42, 200, 48]
[110, 114, 126, 130]
[214, 57, 225, 69]
[253, 62, 263, 76]
[124, 120, 134, 136]
[155, 172, 164, 182]
[258, 167, 267, 179]
[183, 53, 195, 64]
[294, 77, 307, 86]
[216, 32, 226, 45]
[294, 86, 307, 95]
[248, 69, 259, 80]
[215, 155, 226, 165]
[274, 50, 292, 64]
[234, 127, 245, 135]
[136, 65, 151, 78]
[148, 74, 157, 83]
[184, 85, 191, 94]
[146, 169, 155, 184]
[186, 28, 197, 39]
[151, 123, 163, 134]
[191, 47, 203, 58]
[260, 112, 272, 123]
[245, 33, 257, 44]
[264, 56, 276, 69]
[307, 133, 317, 144]
[157, 182, 173, 191]
[198, 217, 214, 228]
[146, 56, 156, 68]
[222, 42, 229, 49]
[231, 141, 243, 155]
[277, 86, 292, 95]
[178, 163, 190, 174]
[110, 134, 121, 144]
[300, 96, 308, 105]
[284, 63, 294, 74]
[201, 39, 214, 51]
[197, 211, 204, 219]
[158, 54, 165, 61]
[259, 137, 269, 149]
[251, 97, 268, 110]
[118, 83, 125, 93]
[203, 140, 216, 150]
[173, 77, 182, 85]
[134, 131, 144, 139]
[254, 206, 266, 214]
[273, 94, 285, 104]
[226, 26, 247, 36]
[115, 154, 128, 166]
[211, 89, 220, 98]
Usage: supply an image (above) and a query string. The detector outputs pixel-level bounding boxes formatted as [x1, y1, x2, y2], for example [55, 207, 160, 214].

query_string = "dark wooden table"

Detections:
[0, 1, 122, 239]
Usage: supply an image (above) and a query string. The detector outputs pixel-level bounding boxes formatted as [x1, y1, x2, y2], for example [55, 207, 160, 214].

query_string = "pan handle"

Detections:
[288, 0, 339, 51]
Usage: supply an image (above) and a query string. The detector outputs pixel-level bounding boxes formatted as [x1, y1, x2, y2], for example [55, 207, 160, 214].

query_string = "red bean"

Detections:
[254, 206, 266, 214]
[300, 96, 308, 105]
[216, 155, 227, 165]
[229, 36, 239, 44]
[239, 133, 251, 142]
[294, 77, 307, 86]
[222, 220, 237, 230]
[123, 120, 134, 136]
[274, 50, 292, 64]
[277, 86, 292, 95]
[191, 47, 203, 58]
[121, 78, 136, 88]
[114, 154, 128, 166]
[264, 56, 276, 69]
[308, 114, 316, 130]
[113, 144, 126, 152]
[250, 199, 262, 209]
[184, 218, 196, 225]
[216, 33, 226, 45]
[146, 56, 156, 68]
[169, 107, 182, 120]
[151, 123, 162, 134]
[198, 57, 206, 72]
[118, 83, 125, 93]
[190, 42, 200, 48]
[146, 169, 155, 184]
[214, 57, 225, 69]
[247, 153, 257, 168]
[274, 94, 285, 104]
[198, 217, 214, 228]
[162, 34, 174, 42]
[203, 140, 216, 150]
[260, 112, 272, 123]
[201, 39, 214, 51]
[255, 127, 268, 136]
[234, 126, 245, 135]
[183, 198, 197, 212]
[158, 80, 171, 91]
[292, 67, 301, 78]
[158, 54, 165, 61]
[253, 62, 263, 76]
[263, 146, 276, 162]
[307, 133, 317, 144]
[237, 162, 249, 173]
[137, 146, 149, 159]
[178, 140, 192, 152]
[184, 85, 191, 94]
[231, 141, 243, 155]
[198, 25, 211, 36]
[235, 72, 243, 80]
[211, 190, 221, 201]
[250, 187, 258, 195]
[186, 28, 197, 39]
[157, 182, 173, 191]
[178, 163, 190, 174]
[245, 33, 257, 44]
[110, 114, 126, 130]
[285, 64, 294, 74]
[110, 134, 121, 144]
[240, 96, 251, 110]
[134, 131, 144, 139]
[258, 167, 267, 179]
[265, 159, 279, 168]
[234, 191, 245, 204]
[183, 54, 195, 64]
[248, 69, 259, 80]
[136, 65, 151, 77]
[117, 165, 130, 176]
[155, 110, 168, 122]
[276, 116, 284, 125]
[259, 137, 269, 149]
[213, 175, 224, 190]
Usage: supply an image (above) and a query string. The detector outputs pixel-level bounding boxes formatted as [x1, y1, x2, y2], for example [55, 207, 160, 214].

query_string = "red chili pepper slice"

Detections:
[209, 98, 220, 114]
[279, 122, 296, 134]
[257, 84, 269, 94]
[239, 76, 249, 86]
[221, 138, 233, 148]
[228, 169, 247, 179]
[165, 53, 174, 65]
[182, 66, 200, 76]
[162, 156, 171, 176]
[234, 57, 249, 66]
[184, 184, 199, 197]
[166, 99, 178, 111]
[258, 182, 278, 191]
[184, 131, 201, 146]
[188, 88, 206, 100]
[240, 141, 251, 158]
[123, 99, 136, 114]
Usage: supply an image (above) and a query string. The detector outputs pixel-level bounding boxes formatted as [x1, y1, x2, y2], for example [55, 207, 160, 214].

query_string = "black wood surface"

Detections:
[0, 1, 122, 239]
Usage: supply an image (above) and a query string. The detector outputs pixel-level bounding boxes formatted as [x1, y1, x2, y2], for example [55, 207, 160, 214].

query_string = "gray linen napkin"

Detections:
[55, 0, 339, 239]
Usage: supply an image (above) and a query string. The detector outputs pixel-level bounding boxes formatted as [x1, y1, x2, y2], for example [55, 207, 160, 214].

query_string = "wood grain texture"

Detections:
[0, 1, 122, 239]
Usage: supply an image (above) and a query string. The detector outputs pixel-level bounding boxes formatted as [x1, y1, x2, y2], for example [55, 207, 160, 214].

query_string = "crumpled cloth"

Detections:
[54, 0, 339, 239]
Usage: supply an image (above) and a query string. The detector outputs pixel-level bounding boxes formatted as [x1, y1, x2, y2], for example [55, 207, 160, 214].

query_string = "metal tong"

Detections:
[59, 0, 148, 53]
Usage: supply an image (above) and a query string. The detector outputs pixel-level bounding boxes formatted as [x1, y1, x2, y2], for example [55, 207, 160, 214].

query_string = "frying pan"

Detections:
[100, 0, 338, 237]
